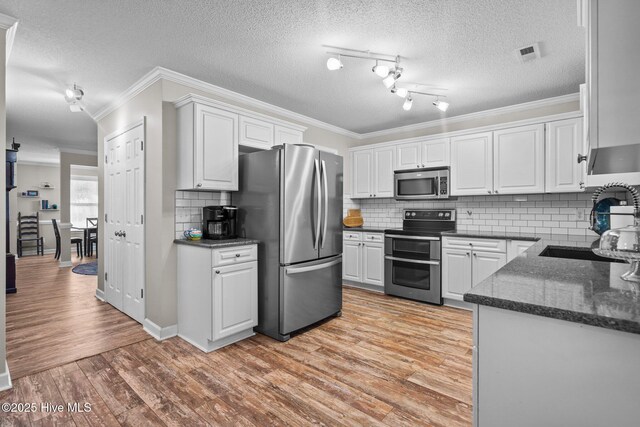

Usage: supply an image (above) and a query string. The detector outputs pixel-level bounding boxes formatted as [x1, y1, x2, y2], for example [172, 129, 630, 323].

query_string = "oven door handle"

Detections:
[385, 234, 440, 241]
[385, 256, 440, 265]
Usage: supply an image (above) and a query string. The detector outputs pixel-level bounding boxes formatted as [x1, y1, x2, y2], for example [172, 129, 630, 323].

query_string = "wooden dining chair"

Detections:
[86, 217, 98, 257]
[17, 212, 44, 256]
[52, 219, 83, 259]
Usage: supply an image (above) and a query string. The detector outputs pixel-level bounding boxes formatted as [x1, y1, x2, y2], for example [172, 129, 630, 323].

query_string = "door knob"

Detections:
[577, 154, 587, 164]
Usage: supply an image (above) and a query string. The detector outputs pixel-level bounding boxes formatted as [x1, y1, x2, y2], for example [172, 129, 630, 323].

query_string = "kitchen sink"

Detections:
[539, 246, 626, 263]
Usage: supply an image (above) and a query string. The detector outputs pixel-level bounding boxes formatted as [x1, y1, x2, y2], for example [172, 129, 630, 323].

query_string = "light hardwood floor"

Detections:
[1, 285, 473, 426]
[6, 254, 150, 379]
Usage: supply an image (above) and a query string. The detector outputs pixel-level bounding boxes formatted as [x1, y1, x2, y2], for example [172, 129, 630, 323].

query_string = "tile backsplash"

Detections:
[175, 191, 230, 239]
[344, 192, 631, 236]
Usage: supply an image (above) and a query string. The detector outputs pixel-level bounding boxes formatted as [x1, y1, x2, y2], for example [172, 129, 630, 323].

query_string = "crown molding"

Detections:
[17, 160, 60, 167]
[92, 64, 580, 142]
[0, 12, 18, 30]
[0, 12, 19, 65]
[357, 93, 581, 140]
[93, 66, 360, 139]
[59, 147, 98, 156]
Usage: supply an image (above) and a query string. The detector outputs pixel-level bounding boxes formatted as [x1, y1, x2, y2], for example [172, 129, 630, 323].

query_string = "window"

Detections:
[70, 175, 98, 227]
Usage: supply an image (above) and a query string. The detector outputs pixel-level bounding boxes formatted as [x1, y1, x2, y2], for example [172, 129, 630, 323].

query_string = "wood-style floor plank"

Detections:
[6, 255, 150, 379]
[1, 283, 473, 426]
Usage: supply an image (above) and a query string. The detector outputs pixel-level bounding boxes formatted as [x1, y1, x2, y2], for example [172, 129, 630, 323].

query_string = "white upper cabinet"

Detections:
[395, 138, 450, 170]
[351, 147, 395, 199]
[493, 124, 545, 194]
[177, 101, 239, 191]
[420, 138, 450, 168]
[352, 150, 373, 198]
[239, 116, 274, 150]
[395, 142, 421, 170]
[546, 118, 585, 193]
[450, 132, 494, 196]
[274, 125, 303, 145]
[373, 146, 395, 198]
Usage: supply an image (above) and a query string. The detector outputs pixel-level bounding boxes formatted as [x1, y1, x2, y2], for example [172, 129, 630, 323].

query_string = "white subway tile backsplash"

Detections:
[343, 191, 637, 237]
[175, 191, 231, 239]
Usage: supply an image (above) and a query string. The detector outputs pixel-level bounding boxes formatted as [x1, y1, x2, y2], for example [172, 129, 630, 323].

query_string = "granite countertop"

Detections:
[442, 230, 539, 241]
[343, 226, 387, 233]
[463, 233, 640, 334]
[174, 238, 260, 248]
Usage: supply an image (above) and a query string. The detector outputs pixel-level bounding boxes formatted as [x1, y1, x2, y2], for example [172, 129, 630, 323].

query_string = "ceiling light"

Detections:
[382, 72, 397, 89]
[372, 60, 389, 77]
[326, 56, 343, 71]
[69, 102, 84, 113]
[395, 87, 408, 98]
[434, 99, 450, 112]
[403, 96, 413, 111]
[65, 83, 84, 101]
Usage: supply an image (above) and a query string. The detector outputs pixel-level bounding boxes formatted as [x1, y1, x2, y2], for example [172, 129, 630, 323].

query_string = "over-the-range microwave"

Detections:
[394, 167, 449, 200]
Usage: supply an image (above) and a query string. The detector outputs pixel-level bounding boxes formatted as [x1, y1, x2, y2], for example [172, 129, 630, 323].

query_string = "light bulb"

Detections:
[382, 72, 396, 89]
[395, 87, 408, 98]
[403, 96, 413, 111]
[434, 100, 449, 112]
[372, 61, 389, 77]
[326, 56, 343, 71]
[65, 88, 74, 99]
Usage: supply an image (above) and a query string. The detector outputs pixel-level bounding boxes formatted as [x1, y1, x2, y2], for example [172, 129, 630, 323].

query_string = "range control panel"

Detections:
[404, 209, 456, 221]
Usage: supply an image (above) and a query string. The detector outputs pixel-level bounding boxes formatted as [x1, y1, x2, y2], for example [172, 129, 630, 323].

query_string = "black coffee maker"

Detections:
[203, 206, 237, 240]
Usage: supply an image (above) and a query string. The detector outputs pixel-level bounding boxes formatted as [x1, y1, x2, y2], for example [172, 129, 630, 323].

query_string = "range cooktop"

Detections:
[384, 209, 456, 238]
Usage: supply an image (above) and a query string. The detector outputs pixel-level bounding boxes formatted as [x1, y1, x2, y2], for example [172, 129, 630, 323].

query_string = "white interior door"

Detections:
[105, 121, 145, 323]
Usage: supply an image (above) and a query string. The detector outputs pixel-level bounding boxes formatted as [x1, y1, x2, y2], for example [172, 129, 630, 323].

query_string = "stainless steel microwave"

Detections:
[394, 167, 449, 200]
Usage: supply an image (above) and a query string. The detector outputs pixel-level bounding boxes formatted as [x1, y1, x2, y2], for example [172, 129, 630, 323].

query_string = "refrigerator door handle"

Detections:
[321, 159, 328, 249]
[314, 158, 321, 249]
[285, 256, 342, 275]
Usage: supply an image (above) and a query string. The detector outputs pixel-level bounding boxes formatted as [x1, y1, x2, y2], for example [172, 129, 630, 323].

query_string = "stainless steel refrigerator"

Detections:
[235, 144, 343, 341]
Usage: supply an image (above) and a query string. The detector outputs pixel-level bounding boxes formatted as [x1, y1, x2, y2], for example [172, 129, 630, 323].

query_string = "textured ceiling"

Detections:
[1, 0, 584, 153]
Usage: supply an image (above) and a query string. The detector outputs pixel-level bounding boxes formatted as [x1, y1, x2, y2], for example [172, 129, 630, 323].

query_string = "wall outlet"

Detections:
[574, 208, 585, 221]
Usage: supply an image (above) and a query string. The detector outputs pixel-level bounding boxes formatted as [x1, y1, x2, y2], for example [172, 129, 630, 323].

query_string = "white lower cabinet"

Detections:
[342, 232, 384, 290]
[177, 243, 258, 352]
[507, 239, 536, 262]
[442, 237, 507, 301]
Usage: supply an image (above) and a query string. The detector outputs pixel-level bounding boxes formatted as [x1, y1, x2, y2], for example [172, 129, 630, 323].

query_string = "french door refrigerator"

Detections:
[235, 144, 343, 341]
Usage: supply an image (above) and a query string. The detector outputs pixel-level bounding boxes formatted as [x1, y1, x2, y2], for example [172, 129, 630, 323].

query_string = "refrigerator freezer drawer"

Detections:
[280, 255, 342, 335]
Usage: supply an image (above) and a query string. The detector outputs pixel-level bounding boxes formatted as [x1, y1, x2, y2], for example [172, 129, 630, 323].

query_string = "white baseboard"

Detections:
[143, 318, 178, 341]
[17, 248, 56, 257]
[342, 281, 385, 293]
[95, 288, 105, 301]
[58, 260, 73, 268]
[0, 361, 12, 391]
[443, 298, 473, 311]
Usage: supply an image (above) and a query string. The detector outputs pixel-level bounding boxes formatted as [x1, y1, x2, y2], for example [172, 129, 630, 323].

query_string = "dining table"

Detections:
[71, 225, 97, 257]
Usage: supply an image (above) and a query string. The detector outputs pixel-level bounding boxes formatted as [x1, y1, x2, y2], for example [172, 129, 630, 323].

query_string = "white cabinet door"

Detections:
[343, 241, 362, 281]
[442, 247, 472, 299]
[450, 132, 494, 195]
[546, 118, 585, 193]
[274, 125, 303, 145]
[373, 146, 395, 198]
[362, 242, 384, 287]
[472, 251, 506, 287]
[195, 104, 239, 191]
[211, 261, 258, 341]
[352, 150, 373, 198]
[239, 116, 274, 150]
[507, 240, 536, 263]
[396, 142, 421, 170]
[421, 138, 450, 167]
[493, 124, 545, 194]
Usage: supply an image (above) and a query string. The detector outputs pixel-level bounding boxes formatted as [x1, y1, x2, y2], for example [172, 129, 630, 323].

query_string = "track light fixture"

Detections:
[322, 45, 450, 112]
[65, 83, 86, 112]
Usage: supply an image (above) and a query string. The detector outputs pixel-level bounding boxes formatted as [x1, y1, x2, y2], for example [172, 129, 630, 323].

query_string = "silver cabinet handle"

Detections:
[384, 256, 440, 265]
[121, 231, 126, 238]
[215, 270, 220, 274]
[495, 190, 499, 194]
[114, 231, 119, 236]
[196, 183, 202, 188]
[235, 253, 241, 257]
[385, 234, 440, 241]
[417, 164, 420, 168]
[487, 190, 491, 194]
[285, 256, 342, 275]
[466, 252, 470, 256]
[579, 181, 585, 189]
[577, 154, 587, 164]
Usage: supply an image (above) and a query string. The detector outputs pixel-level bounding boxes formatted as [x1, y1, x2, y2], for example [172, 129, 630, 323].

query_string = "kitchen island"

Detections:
[464, 233, 640, 427]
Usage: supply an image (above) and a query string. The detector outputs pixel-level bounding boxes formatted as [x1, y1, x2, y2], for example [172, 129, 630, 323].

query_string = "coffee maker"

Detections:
[202, 206, 237, 240]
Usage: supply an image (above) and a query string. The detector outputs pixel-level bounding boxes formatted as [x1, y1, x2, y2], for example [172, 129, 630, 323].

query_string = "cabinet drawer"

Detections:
[363, 233, 384, 243]
[443, 237, 506, 253]
[212, 245, 257, 267]
[343, 232, 362, 241]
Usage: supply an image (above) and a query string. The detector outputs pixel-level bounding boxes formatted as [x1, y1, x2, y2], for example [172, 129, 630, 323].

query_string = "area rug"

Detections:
[72, 261, 98, 276]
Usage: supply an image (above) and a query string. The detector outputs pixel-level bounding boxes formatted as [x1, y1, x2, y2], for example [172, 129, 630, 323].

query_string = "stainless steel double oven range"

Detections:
[384, 209, 456, 305]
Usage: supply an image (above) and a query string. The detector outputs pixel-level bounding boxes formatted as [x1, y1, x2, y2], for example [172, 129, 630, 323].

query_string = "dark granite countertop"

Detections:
[343, 226, 386, 233]
[442, 230, 539, 241]
[174, 238, 260, 248]
[463, 234, 640, 334]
